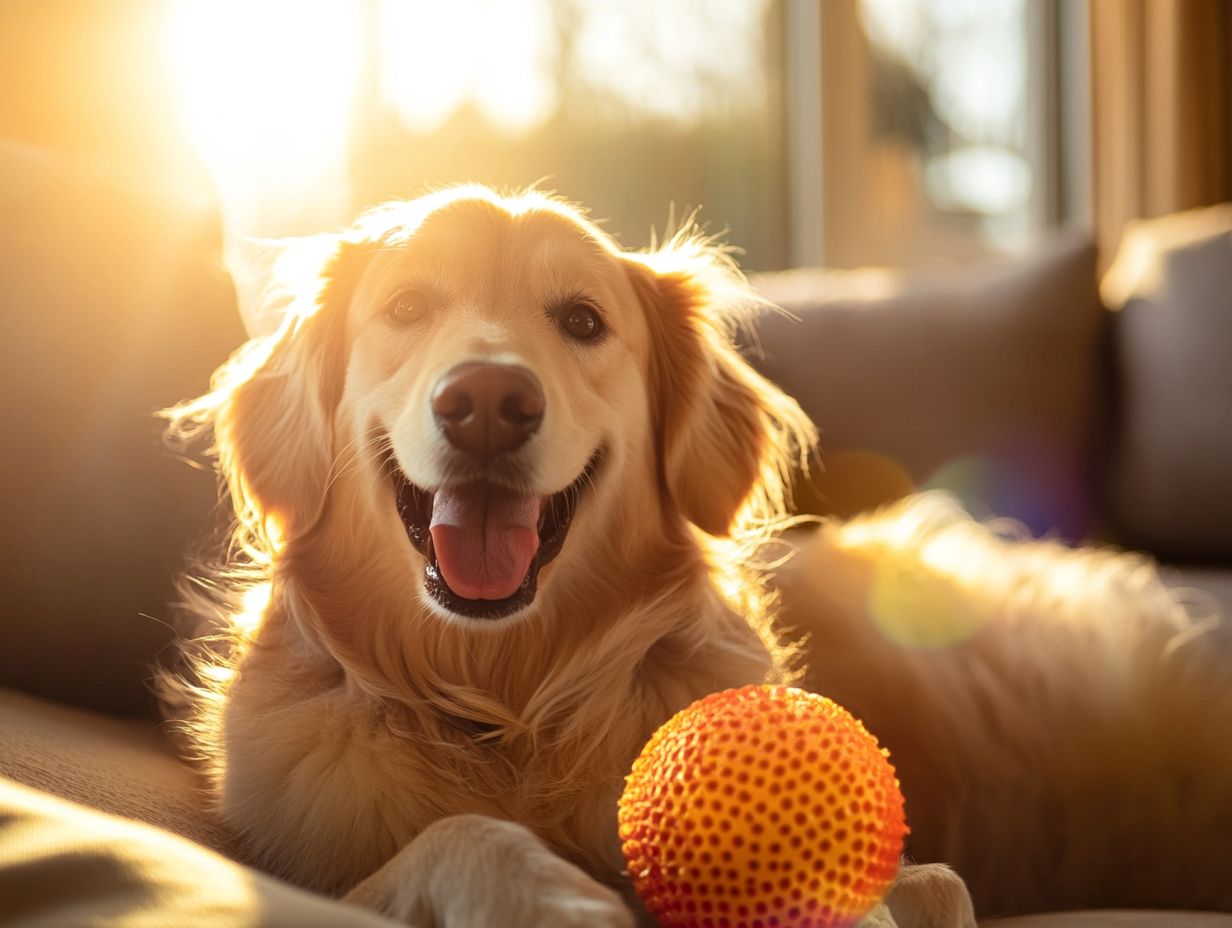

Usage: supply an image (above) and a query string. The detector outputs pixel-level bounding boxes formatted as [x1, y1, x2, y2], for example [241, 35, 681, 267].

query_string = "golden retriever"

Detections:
[164, 186, 1231, 926]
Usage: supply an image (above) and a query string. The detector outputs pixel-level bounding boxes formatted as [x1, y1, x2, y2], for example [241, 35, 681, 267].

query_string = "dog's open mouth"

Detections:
[391, 450, 602, 620]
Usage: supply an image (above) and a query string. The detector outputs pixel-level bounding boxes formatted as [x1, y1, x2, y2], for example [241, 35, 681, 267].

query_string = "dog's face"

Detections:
[342, 197, 655, 621]
[199, 188, 811, 627]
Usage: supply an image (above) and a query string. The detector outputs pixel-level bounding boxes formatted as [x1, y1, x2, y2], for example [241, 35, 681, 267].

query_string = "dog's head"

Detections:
[177, 187, 813, 627]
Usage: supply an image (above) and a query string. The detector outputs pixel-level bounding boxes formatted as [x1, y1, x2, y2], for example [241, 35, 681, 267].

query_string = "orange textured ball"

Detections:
[618, 685, 907, 928]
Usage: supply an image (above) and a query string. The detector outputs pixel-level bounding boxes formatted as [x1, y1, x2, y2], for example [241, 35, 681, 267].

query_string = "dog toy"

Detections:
[618, 685, 906, 928]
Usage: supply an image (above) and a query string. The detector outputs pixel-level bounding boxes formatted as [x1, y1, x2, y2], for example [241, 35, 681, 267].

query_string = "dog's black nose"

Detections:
[431, 362, 545, 458]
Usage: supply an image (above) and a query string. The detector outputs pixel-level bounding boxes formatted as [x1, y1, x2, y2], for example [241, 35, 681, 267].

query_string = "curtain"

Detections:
[1090, 0, 1232, 268]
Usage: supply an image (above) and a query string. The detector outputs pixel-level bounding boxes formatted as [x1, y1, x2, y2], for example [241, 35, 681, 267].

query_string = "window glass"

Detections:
[856, 0, 1033, 260]
[360, 0, 788, 270]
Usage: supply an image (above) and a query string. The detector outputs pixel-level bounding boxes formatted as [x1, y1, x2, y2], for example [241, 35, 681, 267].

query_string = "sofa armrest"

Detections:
[0, 143, 246, 717]
[0, 688, 227, 852]
[0, 776, 400, 927]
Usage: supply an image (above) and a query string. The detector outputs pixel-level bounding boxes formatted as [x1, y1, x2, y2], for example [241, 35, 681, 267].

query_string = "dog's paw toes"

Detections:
[419, 816, 635, 928]
[857, 901, 901, 927]
[884, 863, 976, 928]
[528, 887, 635, 928]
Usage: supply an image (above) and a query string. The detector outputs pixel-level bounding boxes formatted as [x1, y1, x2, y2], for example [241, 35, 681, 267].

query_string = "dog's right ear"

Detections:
[624, 244, 816, 538]
[166, 237, 374, 544]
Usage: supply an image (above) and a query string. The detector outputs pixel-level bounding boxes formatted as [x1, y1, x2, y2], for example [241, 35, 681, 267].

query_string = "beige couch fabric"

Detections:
[0, 688, 228, 852]
[752, 235, 1104, 541]
[983, 914, 1232, 928]
[1104, 204, 1232, 562]
[0, 776, 399, 928]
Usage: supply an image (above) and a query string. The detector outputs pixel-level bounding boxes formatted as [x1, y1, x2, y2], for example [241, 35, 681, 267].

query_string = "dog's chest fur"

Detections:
[215, 633, 645, 893]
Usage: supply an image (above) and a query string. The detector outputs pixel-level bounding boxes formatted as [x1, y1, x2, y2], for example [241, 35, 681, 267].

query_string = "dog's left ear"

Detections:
[166, 237, 375, 543]
[627, 250, 816, 537]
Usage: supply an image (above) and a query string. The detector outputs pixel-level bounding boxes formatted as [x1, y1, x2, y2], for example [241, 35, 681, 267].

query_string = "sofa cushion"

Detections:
[1102, 204, 1232, 562]
[0, 776, 401, 927]
[751, 235, 1104, 540]
[0, 144, 245, 717]
[0, 687, 229, 852]
[981, 913, 1232, 928]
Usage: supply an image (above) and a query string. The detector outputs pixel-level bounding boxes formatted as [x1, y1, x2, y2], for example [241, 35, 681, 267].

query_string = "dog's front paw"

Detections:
[882, 863, 975, 928]
[346, 814, 633, 928]
[857, 901, 901, 927]
[498, 854, 635, 928]
[462, 827, 634, 928]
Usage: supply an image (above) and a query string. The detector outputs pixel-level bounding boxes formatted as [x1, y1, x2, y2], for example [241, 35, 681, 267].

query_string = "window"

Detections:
[358, 0, 789, 270]
[789, 0, 1074, 268]
[173, 0, 788, 271]
[170, 0, 1073, 275]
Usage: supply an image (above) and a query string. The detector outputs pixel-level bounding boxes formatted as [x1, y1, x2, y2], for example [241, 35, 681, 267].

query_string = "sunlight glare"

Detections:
[379, 1, 468, 134]
[379, 0, 559, 135]
[169, 0, 361, 235]
[233, 582, 273, 636]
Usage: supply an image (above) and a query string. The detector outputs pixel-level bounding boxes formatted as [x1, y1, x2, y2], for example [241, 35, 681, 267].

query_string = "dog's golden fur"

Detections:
[781, 496, 1232, 914]
[164, 186, 1230, 926]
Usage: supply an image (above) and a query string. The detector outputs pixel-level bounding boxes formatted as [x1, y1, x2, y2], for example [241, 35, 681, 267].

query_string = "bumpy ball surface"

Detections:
[618, 685, 906, 928]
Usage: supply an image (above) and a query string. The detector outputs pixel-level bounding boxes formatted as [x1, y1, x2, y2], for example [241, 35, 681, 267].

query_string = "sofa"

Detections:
[1, 145, 1229, 926]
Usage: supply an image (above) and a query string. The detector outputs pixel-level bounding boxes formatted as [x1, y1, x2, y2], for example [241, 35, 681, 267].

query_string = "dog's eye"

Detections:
[384, 289, 427, 325]
[559, 302, 604, 342]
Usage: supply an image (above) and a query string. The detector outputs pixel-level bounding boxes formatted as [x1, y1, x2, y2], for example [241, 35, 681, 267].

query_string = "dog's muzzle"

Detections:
[385, 362, 602, 620]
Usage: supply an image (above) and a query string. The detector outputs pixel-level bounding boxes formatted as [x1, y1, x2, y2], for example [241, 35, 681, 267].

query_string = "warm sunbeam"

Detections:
[233, 582, 273, 636]
[378, 0, 559, 135]
[169, 0, 361, 236]
[166, 0, 784, 321]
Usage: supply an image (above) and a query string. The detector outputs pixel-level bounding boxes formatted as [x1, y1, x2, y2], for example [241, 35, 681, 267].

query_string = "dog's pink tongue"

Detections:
[429, 485, 541, 600]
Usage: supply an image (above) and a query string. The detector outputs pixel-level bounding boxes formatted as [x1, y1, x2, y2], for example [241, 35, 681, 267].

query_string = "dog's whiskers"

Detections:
[325, 431, 374, 481]
[323, 427, 389, 495]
